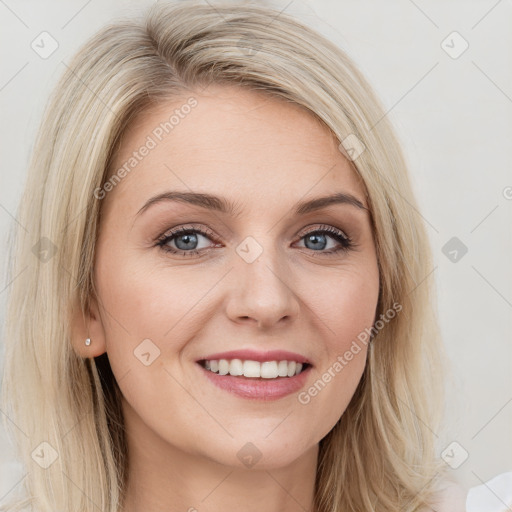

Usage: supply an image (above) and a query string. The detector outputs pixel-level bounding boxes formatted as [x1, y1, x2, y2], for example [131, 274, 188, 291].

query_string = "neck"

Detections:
[120, 406, 318, 512]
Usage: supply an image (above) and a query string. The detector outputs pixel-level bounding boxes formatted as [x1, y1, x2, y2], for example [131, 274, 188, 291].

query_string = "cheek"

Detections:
[296, 263, 378, 432]
[308, 260, 380, 347]
[93, 252, 207, 438]
[94, 246, 222, 377]
[93, 245, 169, 368]
[96, 246, 183, 337]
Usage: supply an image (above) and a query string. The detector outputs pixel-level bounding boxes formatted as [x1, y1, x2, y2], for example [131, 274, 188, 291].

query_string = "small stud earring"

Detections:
[85, 338, 91, 346]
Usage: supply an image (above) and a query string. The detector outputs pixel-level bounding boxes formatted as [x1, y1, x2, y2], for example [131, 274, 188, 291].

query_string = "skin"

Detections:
[72, 85, 380, 512]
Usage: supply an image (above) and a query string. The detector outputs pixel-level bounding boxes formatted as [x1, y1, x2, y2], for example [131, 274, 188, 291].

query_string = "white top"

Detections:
[424, 472, 512, 511]
[465, 472, 512, 512]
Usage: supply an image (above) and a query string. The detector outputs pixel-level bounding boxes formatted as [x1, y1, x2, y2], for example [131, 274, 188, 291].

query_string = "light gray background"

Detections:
[1, 0, 511, 502]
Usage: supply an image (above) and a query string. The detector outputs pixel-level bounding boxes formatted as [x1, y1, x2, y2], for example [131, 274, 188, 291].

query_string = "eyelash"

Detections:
[155, 224, 355, 258]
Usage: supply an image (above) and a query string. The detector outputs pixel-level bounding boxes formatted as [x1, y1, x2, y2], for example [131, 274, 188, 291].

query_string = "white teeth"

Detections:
[201, 359, 307, 378]
[228, 359, 243, 376]
[218, 359, 229, 375]
[261, 361, 278, 379]
[243, 360, 261, 378]
[277, 360, 289, 377]
[260, 361, 278, 378]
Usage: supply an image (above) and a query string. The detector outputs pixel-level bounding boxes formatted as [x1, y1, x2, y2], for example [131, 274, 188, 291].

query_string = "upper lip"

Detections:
[196, 349, 312, 366]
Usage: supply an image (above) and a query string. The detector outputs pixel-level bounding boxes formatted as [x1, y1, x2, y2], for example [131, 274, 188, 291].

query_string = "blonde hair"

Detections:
[1, 1, 449, 510]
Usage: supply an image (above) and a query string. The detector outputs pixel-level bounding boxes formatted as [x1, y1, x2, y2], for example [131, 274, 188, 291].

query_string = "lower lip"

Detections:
[197, 363, 312, 400]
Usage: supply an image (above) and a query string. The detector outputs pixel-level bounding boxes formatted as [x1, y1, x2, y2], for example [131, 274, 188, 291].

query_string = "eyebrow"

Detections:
[135, 190, 369, 219]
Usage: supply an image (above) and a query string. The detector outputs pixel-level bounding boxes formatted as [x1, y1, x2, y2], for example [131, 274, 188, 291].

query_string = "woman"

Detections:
[0, 1, 468, 510]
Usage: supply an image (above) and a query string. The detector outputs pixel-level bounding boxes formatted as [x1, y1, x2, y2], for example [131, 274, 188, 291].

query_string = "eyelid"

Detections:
[297, 223, 350, 240]
[157, 223, 218, 243]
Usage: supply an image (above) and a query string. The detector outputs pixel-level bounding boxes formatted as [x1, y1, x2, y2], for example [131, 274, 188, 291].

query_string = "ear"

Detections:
[69, 293, 107, 358]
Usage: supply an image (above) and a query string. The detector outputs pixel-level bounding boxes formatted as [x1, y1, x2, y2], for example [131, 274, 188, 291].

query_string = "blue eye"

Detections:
[156, 226, 218, 257]
[298, 226, 353, 253]
[156, 224, 354, 258]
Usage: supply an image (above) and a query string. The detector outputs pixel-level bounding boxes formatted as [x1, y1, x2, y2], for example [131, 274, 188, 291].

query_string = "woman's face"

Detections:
[91, 85, 379, 469]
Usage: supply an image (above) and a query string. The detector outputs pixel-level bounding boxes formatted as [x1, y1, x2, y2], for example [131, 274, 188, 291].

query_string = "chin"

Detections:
[204, 436, 314, 471]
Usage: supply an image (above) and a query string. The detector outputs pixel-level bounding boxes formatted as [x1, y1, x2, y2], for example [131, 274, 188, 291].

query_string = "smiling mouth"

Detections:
[198, 359, 311, 379]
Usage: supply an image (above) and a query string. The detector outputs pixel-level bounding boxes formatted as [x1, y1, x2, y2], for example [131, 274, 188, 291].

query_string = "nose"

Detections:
[225, 249, 300, 330]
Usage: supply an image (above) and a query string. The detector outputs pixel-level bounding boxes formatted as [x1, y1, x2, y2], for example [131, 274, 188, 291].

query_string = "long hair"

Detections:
[1, 1, 448, 510]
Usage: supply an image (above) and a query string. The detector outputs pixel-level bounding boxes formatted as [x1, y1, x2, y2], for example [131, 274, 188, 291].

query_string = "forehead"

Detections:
[105, 85, 366, 216]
